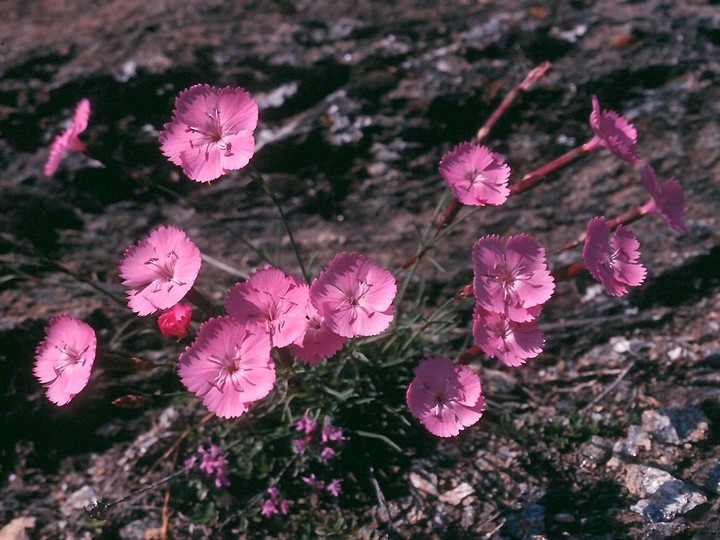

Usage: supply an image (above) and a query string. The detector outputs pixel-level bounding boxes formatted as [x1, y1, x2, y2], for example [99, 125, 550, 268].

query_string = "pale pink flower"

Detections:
[406, 357, 486, 438]
[587, 95, 640, 164]
[472, 234, 555, 322]
[310, 252, 396, 338]
[320, 447, 337, 462]
[119, 225, 202, 316]
[226, 267, 309, 348]
[302, 474, 325, 491]
[439, 142, 511, 207]
[33, 315, 97, 406]
[160, 84, 258, 182]
[640, 164, 689, 234]
[472, 307, 545, 367]
[260, 499, 279, 518]
[583, 217, 647, 296]
[158, 303, 192, 337]
[44, 98, 91, 176]
[178, 317, 275, 418]
[287, 302, 347, 365]
[320, 420, 344, 443]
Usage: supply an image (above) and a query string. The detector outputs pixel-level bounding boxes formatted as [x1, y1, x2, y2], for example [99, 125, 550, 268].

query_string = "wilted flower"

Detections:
[158, 303, 192, 337]
[178, 317, 275, 418]
[225, 267, 309, 348]
[472, 307, 545, 366]
[406, 357, 486, 438]
[587, 95, 640, 164]
[33, 315, 97, 406]
[310, 252, 397, 338]
[640, 164, 689, 233]
[583, 217, 647, 296]
[44, 98, 91, 176]
[439, 142, 511, 207]
[119, 225, 202, 316]
[160, 84, 258, 182]
[472, 234, 555, 322]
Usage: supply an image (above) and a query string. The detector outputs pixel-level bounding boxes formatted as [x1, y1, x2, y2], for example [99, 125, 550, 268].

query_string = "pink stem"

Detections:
[510, 144, 591, 195]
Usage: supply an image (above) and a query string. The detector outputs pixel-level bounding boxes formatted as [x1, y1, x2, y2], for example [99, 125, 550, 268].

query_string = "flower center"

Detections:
[186, 108, 235, 157]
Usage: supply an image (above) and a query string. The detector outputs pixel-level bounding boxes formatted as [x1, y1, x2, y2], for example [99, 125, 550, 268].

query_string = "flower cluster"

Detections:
[291, 414, 346, 462]
[112, 219, 398, 418]
[33, 71, 689, 473]
[472, 234, 554, 366]
[260, 487, 293, 518]
[185, 443, 231, 488]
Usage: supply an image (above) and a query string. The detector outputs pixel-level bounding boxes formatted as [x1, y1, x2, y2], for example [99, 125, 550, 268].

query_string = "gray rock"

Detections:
[641, 407, 709, 445]
[624, 464, 674, 498]
[630, 479, 707, 522]
[705, 461, 720, 494]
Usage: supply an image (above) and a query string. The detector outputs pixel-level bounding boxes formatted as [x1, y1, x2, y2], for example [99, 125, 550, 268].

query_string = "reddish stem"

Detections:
[510, 144, 591, 195]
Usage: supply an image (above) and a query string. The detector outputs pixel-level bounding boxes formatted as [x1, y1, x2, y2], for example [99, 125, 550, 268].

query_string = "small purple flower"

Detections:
[320, 421, 344, 444]
[187, 444, 230, 488]
[320, 447, 337, 462]
[326, 479, 343, 497]
[295, 414, 317, 435]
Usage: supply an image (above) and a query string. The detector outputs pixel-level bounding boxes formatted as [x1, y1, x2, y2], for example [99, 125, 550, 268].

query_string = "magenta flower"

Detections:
[406, 357, 486, 438]
[287, 303, 347, 365]
[119, 225, 202, 316]
[310, 252, 397, 338]
[178, 317, 275, 418]
[439, 142, 511, 207]
[583, 217, 647, 297]
[186, 444, 230, 488]
[33, 315, 97, 406]
[326, 479, 342, 497]
[472, 234, 555, 322]
[260, 487, 293, 517]
[640, 164, 689, 234]
[472, 307, 545, 367]
[226, 267, 309, 348]
[44, 98, 91, 176]
[587, 95, 640, 164]
[158, 303, 192, 337]
[295, 413, 317, 435]
[159, 84, 258, 183]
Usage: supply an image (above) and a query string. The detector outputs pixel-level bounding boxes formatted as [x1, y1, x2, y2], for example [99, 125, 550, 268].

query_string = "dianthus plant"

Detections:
[31, 62, 688, 532]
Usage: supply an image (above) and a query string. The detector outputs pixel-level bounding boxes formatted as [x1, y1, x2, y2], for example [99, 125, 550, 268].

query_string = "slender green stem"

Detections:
[248, 166, 310, 284]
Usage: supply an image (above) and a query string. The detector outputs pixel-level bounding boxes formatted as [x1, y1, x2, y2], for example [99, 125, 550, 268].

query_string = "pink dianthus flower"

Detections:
[33, 315, 97, 406]
[587, 95, 640, 164]
[119, 225, 202, 316]
[178, 317, 275, 418]
[472, 307, 545, 367]
[472, 234, 555, 322]
[158, 303, 192, 337]
[159, 84, 258, 182]
[406, 357, 486, 438]
[310, 252, 397, 338]
[44, 98, 91, 176]
[287, 302, 347, 365]
[225, 267, 309, 348]
[583, 217, 647, 297]
[640, 164, 689, 234]
[439, 142, 511, 207]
